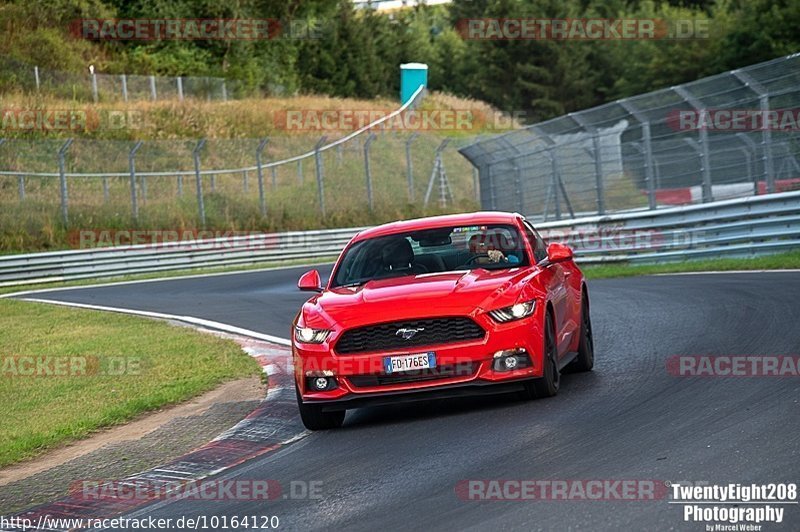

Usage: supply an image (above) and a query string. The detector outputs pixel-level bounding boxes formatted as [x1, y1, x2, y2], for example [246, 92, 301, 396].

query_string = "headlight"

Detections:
[294, 326, 330, 344]
[488, 300, 536, 323]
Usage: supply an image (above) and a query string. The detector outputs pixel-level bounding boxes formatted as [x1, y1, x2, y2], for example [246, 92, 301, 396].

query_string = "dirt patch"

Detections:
[0, 376, 264, 488]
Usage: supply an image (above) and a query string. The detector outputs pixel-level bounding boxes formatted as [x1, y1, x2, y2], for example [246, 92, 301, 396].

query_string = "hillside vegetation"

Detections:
[2, 0, 798, 124]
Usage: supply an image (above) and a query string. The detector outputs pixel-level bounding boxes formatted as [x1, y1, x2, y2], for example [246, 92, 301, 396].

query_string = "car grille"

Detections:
[334, 317, 485, 355]
[348, 362, 478, 387]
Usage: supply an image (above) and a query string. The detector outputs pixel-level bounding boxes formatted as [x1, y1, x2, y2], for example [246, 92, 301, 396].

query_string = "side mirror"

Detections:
[298, 270, 323, 292]
[546, 242, 573, 263]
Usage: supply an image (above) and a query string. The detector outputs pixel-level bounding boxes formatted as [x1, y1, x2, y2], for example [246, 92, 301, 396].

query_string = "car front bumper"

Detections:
[293, 312, 546, 407]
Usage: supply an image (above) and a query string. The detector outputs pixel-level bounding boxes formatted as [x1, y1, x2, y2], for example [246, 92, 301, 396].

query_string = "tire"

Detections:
[524, 312, 560, 399]
[295, 385, 345, 430]
[568, 291, 594, 373]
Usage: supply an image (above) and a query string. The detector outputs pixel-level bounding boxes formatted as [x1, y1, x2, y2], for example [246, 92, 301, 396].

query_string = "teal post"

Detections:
[400, 63, 428, 105]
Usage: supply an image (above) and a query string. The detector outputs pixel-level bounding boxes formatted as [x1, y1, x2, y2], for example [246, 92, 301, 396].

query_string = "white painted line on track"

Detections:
[20, 297, 292, 346]
[651, 269, 800, 277]
[0, 261, 328, 299]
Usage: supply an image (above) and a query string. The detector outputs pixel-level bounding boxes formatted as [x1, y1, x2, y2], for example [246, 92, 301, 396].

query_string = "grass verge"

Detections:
[582, 250, 800, 279]
[0, 298, 260, 468]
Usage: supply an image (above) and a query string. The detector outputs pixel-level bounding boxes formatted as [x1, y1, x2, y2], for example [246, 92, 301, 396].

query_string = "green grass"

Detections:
[582, 249, 800, 279]
[0, 298, 260, 468]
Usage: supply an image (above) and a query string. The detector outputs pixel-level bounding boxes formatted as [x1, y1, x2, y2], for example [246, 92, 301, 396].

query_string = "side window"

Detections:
[523, 221, 548, 263]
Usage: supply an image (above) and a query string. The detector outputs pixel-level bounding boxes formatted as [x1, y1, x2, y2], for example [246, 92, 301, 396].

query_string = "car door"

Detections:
[521, 221, 572, 358]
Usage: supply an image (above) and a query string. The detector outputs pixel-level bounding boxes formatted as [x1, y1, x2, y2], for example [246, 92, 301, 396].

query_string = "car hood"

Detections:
[303, 268, 537, 328]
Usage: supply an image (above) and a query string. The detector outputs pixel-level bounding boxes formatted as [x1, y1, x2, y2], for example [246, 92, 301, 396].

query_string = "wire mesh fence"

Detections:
[0, 57, 246, 102]
[0, 115, 479, 247]
[459, 53, 800, 221]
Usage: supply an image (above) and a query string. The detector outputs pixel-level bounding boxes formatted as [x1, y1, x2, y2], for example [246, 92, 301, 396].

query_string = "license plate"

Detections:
[384, 352, 436, 374]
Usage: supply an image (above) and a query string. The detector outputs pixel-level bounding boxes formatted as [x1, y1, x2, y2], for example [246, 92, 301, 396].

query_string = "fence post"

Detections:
[58, 139, 74, 225]
[546, 150, 562, 220]
[488, 164, 497, 210]
[472, 167, 480, 203]
[405, 132, 418, 201]
[221, 81, 228, 102]
[177, 174, 183, 197]
[256, 138, 269, 216]
[91, 73, 99, 103]
[18, 175, 25, 202]
[193, 139, 207, 226]
[149, 75, 157, 101]
[674, 86, 713, 202]
[177, 77, 184, 101]
[121, 74, 128, 102]
[102, 177, 109, 202]
[731, 70, 775, 194]
[314, 136, 328, 217]
[571, 114, 605, 214]
[364, 133, 376, 211]
[34, 66, 40, 92]
[620, 99, 657, 210]
[424, 139, 451, 207]
[512, 158, 524, 213]
[242, 170, 249, 192]
[129, 141, 143, 221]
[297, 159, 303, 184]
[682, 138, 707, 202]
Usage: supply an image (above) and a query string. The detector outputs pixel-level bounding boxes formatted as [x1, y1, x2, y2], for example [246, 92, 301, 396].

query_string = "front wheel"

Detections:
[523, 313, 560, 399]
[295, 385, 345, 430]
[568, 293, 594, 373]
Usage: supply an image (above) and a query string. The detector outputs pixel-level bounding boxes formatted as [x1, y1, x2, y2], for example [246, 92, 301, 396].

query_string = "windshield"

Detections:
[331, 224, 529, 288]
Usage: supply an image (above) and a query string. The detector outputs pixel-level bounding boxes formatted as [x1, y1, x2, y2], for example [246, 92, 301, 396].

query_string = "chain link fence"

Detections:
[460, 53, 800, 221]
[0, 57, 247, 102]
[0, 89, 482, 242]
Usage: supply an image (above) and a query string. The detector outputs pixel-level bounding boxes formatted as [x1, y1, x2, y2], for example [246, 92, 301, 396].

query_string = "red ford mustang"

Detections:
[292, 211, 593, 430]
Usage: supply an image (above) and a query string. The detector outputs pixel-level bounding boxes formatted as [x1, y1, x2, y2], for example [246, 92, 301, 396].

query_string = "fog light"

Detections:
[313, 377, 329, 390]
[492, 348, 532, 372]
[503, 356, 518, 370]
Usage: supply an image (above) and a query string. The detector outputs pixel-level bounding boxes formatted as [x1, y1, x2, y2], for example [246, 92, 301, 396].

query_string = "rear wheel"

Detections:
[524, 313, 560, 399]
[295, 385, 345, 430]
[568, 292, 594, 373]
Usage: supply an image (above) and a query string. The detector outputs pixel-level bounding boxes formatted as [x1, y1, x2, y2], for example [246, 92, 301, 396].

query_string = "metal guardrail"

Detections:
[1, 191, 798, 287]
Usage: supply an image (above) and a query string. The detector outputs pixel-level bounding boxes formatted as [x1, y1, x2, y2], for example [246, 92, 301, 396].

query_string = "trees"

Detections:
[1, 0, 798, 117]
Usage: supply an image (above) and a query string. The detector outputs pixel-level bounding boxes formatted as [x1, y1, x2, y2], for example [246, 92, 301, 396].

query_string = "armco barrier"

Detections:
[1, 191, 799, 287]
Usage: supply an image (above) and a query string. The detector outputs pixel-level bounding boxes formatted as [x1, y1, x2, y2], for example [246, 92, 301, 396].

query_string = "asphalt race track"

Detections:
[13, 269, 800, 530]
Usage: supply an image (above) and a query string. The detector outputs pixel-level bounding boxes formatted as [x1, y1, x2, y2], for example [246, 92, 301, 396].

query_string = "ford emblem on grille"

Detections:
[396, 327, 424, 340]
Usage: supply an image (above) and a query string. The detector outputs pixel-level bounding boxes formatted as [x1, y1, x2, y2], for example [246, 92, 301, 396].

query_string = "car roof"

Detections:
[353, 211, 523, 242]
